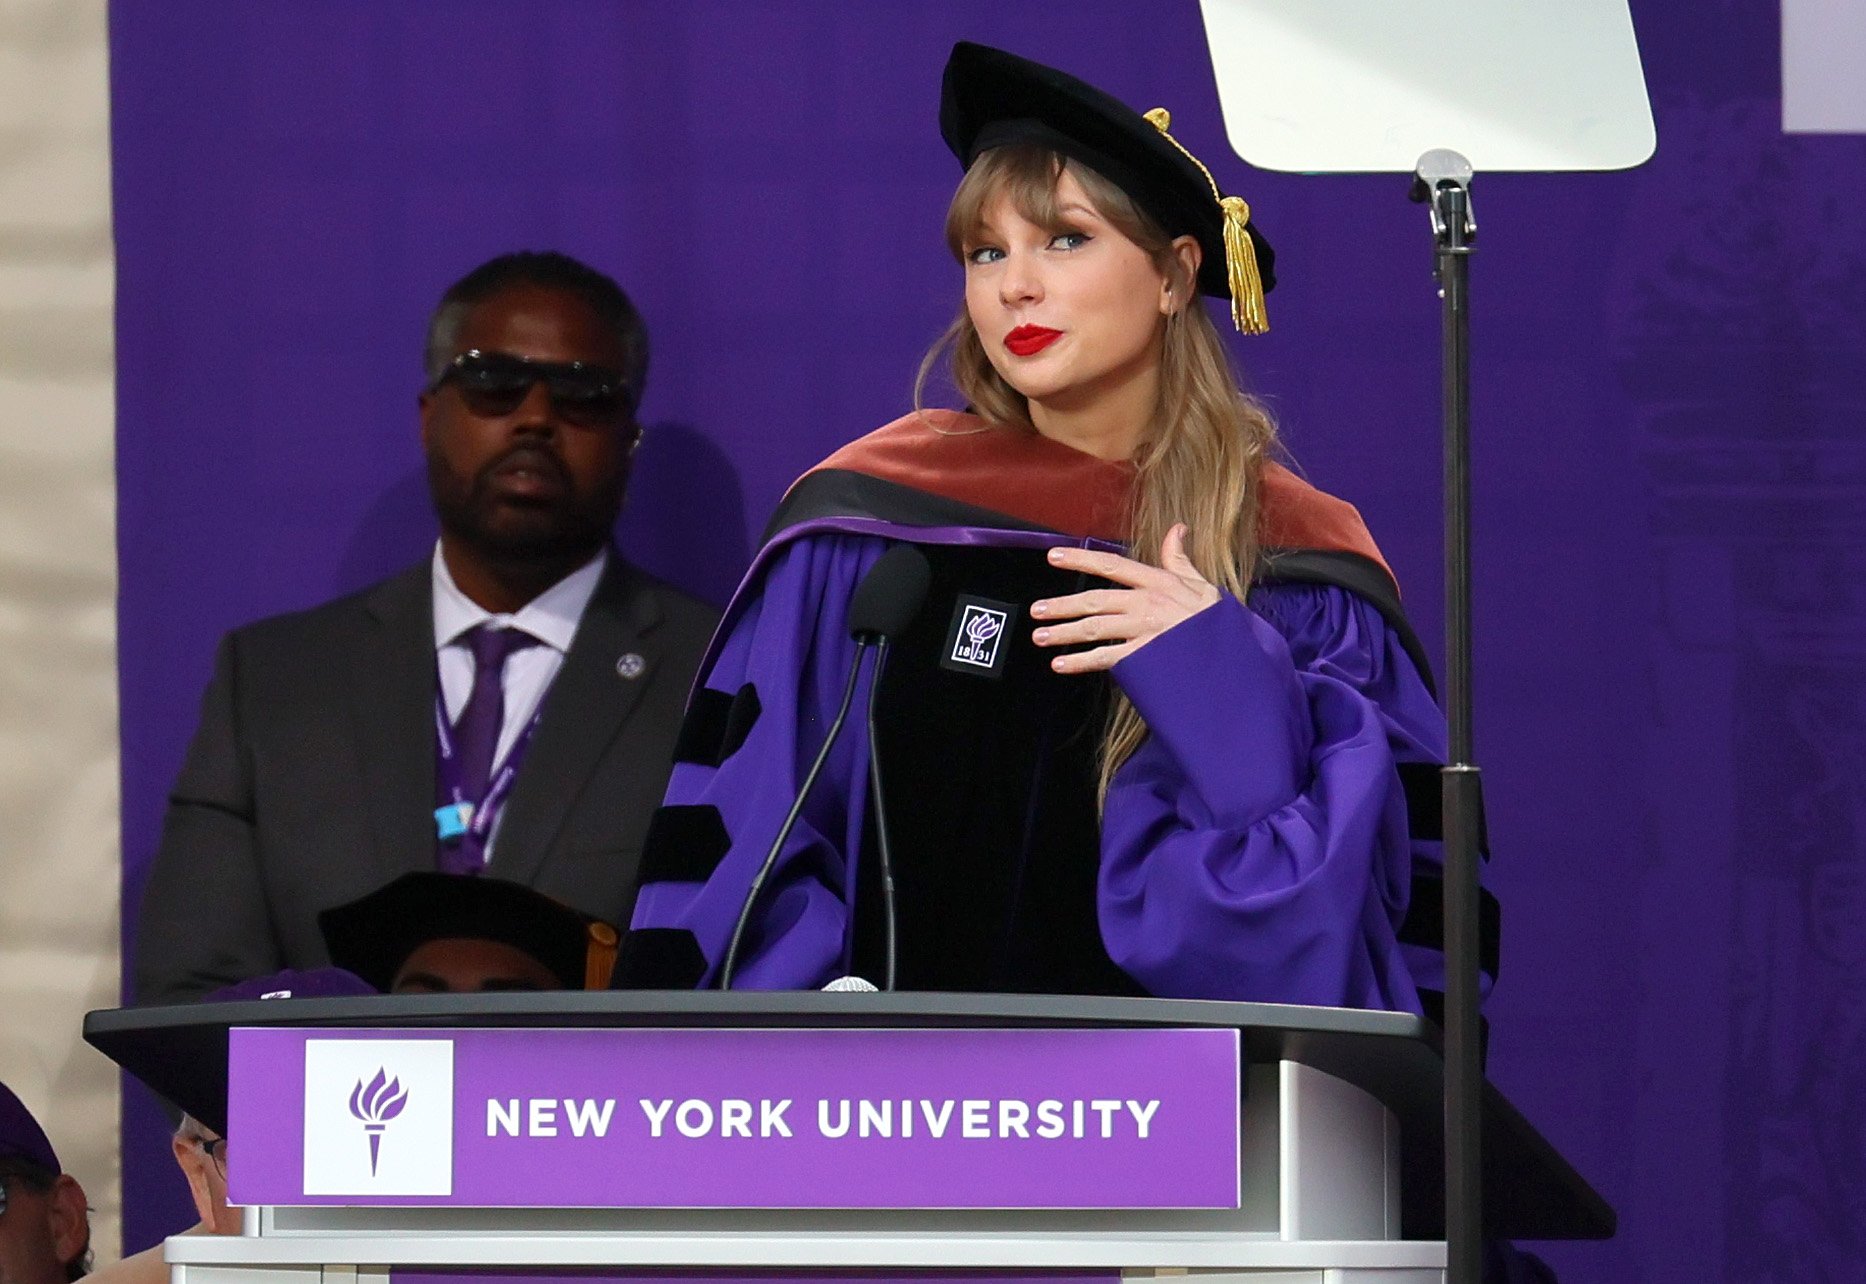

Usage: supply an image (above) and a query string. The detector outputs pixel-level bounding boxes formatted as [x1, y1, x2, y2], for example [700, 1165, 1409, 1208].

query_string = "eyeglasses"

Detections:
[190, 1136, 229, 1182]
[429, 349, 633, 428]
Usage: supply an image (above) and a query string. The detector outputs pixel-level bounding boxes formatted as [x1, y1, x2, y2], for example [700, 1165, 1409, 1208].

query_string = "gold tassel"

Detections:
[1144, 107, 1269, 335]
[1221, 196, 1268, 335]
[584, 921, 620, 990]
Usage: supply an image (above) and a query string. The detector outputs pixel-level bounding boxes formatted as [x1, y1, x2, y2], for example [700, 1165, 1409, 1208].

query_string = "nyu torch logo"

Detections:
[348, 1069, 408, 1176]
[949, 603, 1007, 669]
[304, 1038, 452, 1196]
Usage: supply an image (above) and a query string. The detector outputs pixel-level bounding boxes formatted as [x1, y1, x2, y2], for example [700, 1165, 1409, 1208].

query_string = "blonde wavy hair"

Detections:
[915, 144, 1281, 803]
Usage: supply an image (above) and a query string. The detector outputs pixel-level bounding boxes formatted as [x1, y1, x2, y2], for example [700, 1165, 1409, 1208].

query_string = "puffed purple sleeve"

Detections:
[1098, 583, 1446, 1011]
[621, 534, 885, 989]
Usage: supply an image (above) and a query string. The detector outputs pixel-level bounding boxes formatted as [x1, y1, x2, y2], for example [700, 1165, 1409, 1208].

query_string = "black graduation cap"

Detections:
[317, 872, 617, 992]
[939, 41, 1274, 334]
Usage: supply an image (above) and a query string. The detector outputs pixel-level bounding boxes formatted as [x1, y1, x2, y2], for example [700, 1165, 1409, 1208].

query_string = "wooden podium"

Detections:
[86, 993, 1611, 1284]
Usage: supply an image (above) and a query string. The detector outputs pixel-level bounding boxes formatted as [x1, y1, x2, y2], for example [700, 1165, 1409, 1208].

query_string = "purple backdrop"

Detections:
[108, 1, 1866, 1277]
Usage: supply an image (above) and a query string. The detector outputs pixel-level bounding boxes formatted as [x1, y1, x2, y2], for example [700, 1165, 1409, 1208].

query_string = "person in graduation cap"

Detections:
[319, 871, 619, 993]
[617, 42, 1485, 1014]
[0, 1081, 90, 1284]
[86, 971, 379, 1284]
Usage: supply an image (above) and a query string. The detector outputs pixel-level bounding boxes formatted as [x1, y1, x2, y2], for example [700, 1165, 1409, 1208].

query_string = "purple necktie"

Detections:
[440, 624, 541, 874]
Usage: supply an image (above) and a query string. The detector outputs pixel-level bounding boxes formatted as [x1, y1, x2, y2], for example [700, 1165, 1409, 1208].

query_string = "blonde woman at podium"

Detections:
[618, 43, 1473, 1016]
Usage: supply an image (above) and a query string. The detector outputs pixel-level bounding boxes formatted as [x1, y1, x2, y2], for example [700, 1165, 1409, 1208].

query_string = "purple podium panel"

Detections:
[227, 1026, 1241, 1210]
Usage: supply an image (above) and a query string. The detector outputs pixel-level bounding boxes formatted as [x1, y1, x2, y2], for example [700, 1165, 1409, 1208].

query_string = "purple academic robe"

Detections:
[623, 517, 1465, 1013]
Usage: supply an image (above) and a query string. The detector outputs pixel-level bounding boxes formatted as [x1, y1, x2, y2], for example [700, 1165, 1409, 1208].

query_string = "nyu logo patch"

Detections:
[304, 1039, 454, 1196]
[941, 596, 1013, 677]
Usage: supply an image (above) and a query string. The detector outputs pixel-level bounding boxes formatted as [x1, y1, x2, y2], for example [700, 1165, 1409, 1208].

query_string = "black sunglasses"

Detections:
[429, 349, 633, 427]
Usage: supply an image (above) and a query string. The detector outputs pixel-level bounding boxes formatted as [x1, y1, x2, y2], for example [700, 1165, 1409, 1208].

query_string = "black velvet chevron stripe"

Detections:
[613, 927, 708, 989]
[1395, 760, 1490, 855]
[673, 689, 732, 765]
[1399, 872, 1502, 980]
[720, 685, 762, 761]
[673, 683, 763, 767]
[637, 804, 732, 884]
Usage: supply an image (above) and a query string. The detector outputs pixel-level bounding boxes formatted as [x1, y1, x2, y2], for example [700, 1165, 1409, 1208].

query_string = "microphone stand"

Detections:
[864, 638, 900, 991]
[1410, 147, 1482, 1284]
[716, 541, 929, 992]
[718, 639, 872, 989]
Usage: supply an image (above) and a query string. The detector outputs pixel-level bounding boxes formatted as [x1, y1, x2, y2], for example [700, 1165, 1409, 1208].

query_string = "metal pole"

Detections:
[1412, 147, 1482, 1284]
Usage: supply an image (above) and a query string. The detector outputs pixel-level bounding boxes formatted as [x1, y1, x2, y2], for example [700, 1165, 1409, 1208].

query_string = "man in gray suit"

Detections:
[135, 252, 720, 1006]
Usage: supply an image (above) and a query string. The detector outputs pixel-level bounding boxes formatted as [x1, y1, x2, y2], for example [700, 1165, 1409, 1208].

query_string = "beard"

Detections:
[426, 441, 623, 566]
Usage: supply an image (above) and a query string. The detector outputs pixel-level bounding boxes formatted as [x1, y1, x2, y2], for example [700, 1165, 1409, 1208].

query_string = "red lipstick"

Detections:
[1004, 325, 1063, 357]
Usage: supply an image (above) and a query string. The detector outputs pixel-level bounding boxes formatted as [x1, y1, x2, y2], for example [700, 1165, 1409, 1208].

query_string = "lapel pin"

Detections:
[616, 652, 647, 681]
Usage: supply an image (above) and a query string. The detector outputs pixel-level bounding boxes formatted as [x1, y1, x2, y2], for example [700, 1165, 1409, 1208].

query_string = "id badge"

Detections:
[434, 801, 474, 841]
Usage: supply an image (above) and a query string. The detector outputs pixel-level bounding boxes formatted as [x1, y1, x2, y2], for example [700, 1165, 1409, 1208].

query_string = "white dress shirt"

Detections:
[431, 544, 607, 859]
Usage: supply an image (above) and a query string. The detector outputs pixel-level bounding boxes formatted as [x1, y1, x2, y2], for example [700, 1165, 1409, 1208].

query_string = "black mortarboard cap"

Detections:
[318, 872, 617, 992]
[939, 41, 1274, 333]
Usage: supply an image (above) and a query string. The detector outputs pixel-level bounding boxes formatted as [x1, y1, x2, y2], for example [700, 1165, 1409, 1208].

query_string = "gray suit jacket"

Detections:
[133, 554, 719, 1005]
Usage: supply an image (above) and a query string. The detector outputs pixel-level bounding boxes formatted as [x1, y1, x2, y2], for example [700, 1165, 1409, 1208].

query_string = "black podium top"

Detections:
[85, 990, 1610, 1241]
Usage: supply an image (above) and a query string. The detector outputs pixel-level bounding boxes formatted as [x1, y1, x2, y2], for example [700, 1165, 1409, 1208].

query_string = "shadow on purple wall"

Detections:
[334, 469, 432, 591]
[615, 422, 750, 609]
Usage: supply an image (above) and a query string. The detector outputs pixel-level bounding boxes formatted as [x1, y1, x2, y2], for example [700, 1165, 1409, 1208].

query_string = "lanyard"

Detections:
[433, 691, 545, 844]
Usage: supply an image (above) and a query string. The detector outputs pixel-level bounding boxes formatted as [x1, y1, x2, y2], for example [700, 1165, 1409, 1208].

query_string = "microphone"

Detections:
[847, 544, 932, 642]
[718, 544, 931, 989]
[850, 546, 930, 993]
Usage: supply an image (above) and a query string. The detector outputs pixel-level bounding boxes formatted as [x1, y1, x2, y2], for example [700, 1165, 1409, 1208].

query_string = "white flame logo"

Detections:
[965, 612, 1003, 646]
